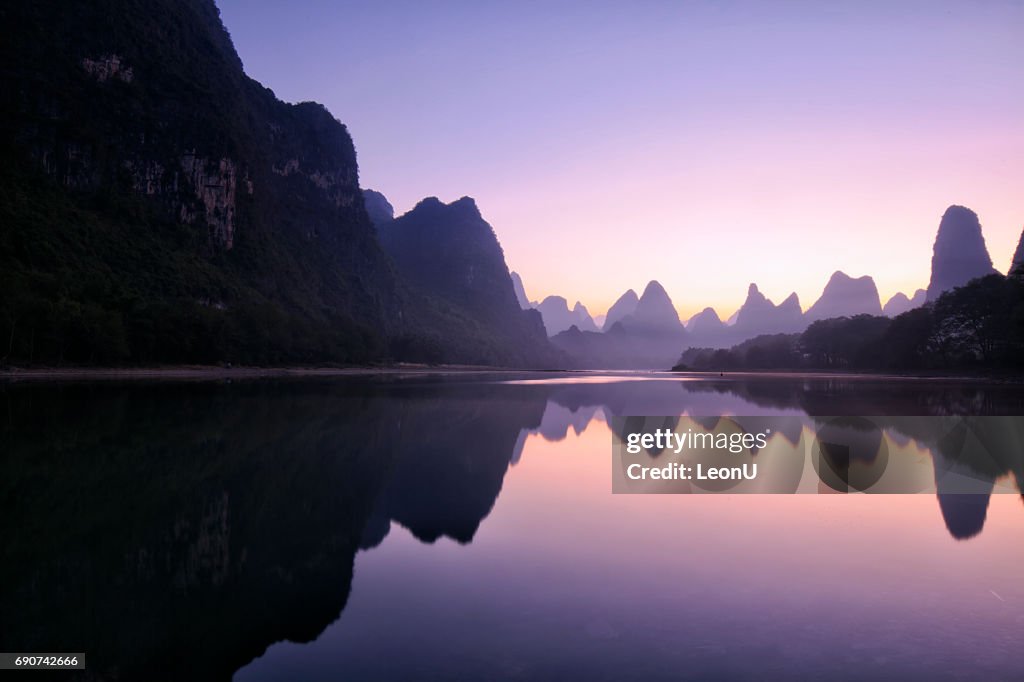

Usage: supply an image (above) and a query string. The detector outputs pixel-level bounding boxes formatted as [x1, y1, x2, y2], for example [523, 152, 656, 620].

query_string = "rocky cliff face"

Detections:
[377, 196, 556, 365]
[380, 197, 516, 316]
[1, 0, 555, 367]
[805, 271, 883, 321]
[1, 0, 401, 364]
[926, 205, 998, 300]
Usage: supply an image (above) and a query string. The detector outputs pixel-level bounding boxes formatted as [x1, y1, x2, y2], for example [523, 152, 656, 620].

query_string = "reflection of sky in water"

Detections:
[239, 389, 1024, 681]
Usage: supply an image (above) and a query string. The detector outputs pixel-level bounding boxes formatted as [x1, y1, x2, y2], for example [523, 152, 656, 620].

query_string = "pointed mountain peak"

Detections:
[1012, 227, 1024, 273]
[617, 289, 639, 304]
[780, 292, 801, 309]
[603, 288, 640, 331]
[628, 281, 682, 330]
[882, 292, 910, 317]
[927, 204, 997, 300]
[509, 271, 530, 309]
[734, 282, 802, 334]
[743, 283, 769, 305]
[641, 280, 670, 301]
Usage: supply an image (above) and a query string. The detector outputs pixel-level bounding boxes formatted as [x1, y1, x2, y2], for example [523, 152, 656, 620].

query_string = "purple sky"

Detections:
[217, 0, 1023, 318]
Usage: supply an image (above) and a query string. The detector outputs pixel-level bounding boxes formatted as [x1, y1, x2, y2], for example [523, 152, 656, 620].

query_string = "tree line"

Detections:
[675, 272, 1024, 373]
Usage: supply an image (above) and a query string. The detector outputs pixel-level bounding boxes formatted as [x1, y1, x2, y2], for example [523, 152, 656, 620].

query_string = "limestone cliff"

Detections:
[926, 205, 998, 300]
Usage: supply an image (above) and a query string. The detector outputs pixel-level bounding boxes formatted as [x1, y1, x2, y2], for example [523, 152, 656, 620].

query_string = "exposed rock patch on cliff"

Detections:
[377, 196, 557, 365]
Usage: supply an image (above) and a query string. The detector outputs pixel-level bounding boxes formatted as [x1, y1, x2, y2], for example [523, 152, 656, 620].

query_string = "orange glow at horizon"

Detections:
[478, 125, 1024, 321]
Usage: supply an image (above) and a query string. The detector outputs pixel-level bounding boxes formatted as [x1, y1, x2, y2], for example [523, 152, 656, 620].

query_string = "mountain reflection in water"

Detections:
[2, 374, 1022, 681]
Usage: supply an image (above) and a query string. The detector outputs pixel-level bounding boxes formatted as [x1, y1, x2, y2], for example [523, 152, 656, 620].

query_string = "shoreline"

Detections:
[0, 364, 531, 383]
[1, 365, 1020, 384]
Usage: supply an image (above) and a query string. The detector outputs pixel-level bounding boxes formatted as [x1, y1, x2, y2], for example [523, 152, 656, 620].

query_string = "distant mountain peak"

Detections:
[926, 204, 997, 300]
[779, 292, 801, 312]
[603, 289, 640, 331]
[510, 271, 530, 309]
[740, 282, 770, 310]
[535, 295, 597, 335]
[806, 270, 881, 321]
[642, 280, 669, 298]
[687, 306, 724, 332]
[693, 306, 721, 321]
[628, 280, 682, 330]
[734, 282, 804, 336]
[1012, 227, 1024, 274]
[882, 288, 926, 317]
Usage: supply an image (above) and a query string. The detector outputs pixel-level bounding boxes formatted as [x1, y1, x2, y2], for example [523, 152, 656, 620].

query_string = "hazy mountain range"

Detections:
[520, 204, 1019, 365]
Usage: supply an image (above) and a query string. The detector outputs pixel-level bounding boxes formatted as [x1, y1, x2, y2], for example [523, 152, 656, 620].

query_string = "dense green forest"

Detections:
[676, 272, 1024, 373]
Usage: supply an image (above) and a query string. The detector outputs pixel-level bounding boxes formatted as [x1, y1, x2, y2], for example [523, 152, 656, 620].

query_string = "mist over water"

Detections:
[3, 374, 1022, 681]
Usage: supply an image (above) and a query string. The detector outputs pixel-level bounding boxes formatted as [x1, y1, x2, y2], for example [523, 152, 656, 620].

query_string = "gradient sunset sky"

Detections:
[217, 0, 1023, 319]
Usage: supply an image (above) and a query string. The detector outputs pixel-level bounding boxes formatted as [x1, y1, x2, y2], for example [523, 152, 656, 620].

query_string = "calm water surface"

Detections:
[3, 373, 1023, 681]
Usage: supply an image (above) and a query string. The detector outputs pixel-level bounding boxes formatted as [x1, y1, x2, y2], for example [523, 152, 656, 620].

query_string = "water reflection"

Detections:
[2, 374, 1022, 681]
